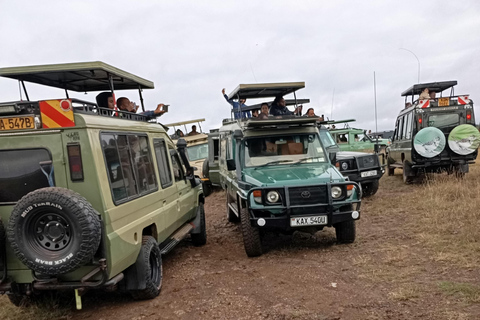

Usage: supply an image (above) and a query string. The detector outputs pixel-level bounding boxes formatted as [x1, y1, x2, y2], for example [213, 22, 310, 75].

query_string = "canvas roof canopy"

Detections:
[227, 82, 305, 100]
[401, 81, 457, 97]
[0, 61, 154, 92]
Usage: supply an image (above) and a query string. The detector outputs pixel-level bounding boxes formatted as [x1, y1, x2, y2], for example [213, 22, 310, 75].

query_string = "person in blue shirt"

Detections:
[222, 88, 251, 119]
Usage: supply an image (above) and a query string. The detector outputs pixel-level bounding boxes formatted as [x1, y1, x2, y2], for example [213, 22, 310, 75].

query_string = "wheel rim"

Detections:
[27, 211, 72, 252]
[149, 250, 162, 287]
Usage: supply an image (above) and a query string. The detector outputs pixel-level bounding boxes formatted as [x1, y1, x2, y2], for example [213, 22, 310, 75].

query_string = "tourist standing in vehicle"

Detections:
[188, 125, 200, 136]
[116, 97, 166, 120]
[269, 96, 301, 116]
[222, 88, 251, 119]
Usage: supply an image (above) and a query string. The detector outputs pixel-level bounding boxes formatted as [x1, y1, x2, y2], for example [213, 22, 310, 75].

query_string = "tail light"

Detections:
[67, 144, 84, 181]
[466, 110, 472, 122]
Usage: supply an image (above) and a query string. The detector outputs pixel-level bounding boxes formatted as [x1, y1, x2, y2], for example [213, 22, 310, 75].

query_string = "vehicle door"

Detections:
[169, 146, 195, 230]
[152, 138, 178, 239]
[401, 112, 413, 162]
[390, 116, 403, 164]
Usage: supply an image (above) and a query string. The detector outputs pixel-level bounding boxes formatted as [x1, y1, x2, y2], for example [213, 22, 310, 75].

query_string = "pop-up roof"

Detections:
[401, 81, 457, 97]
[227, 82, 305, 100]
[0, 61, 154, 92]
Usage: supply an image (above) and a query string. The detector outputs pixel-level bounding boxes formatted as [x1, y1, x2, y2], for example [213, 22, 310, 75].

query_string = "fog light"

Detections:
[257, 218, 266, 227]
[352, 211, 359, 219]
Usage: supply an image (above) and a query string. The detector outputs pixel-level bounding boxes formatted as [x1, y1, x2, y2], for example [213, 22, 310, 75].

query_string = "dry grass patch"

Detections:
[409, 164, 480, 266]
[388, 284, 420, 301]
[0, 294, 71, 320]
[438, 281, 480, 303]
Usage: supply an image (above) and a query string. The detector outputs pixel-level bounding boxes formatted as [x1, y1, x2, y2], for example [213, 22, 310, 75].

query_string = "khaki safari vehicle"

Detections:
[0, 62, 206, 308]
[166, 119, 212, 195]
[387, 80, 479, 183]
[212, 82, 361, 257]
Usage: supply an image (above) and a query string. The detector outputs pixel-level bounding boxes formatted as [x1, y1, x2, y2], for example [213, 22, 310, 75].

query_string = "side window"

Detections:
[396, 116, 404, 140]
[169, 149, 185, 182]
[154, 139, 173, 188]
[0, 149, 53, 203]
[404, 112, 413, 140]
[225, 137, 231, 159]
[402, 114, 409, 140]
[101, 133, 157, 203]
[213, 138, 219, 162]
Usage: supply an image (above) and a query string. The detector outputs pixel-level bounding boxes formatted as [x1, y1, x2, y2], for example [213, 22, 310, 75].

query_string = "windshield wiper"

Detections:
[291, 156, 322, 165]
[254, 160, 294, 168]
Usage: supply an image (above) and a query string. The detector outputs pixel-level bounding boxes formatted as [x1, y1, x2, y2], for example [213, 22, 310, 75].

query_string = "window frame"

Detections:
[153, 138, 173, 189]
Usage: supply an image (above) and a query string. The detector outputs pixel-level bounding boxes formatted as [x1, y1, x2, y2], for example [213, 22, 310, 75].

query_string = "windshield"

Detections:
[428, 114, 460, 128]
[186, 143, 209, 161]
[244, 133, 326, 167]
[319, 129, 336, 148]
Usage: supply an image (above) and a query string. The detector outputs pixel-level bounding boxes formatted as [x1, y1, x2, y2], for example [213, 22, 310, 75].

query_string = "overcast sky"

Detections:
[1, 0, 479, 133]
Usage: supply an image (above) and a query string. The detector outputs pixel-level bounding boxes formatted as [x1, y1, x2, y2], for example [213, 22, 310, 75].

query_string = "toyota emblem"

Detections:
[301, 191, 311, 198]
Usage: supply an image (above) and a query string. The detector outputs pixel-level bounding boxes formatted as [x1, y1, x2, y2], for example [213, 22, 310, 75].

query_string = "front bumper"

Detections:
[341, 167, 384, 183]
[246, 182, 361, 231]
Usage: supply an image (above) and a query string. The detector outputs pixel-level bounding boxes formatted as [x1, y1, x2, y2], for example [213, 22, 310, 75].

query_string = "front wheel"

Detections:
[130, 236, 163, 300]
[361, 180, 379, 197]
[240, 207, 263, 257]
[335, 220, 356, 243]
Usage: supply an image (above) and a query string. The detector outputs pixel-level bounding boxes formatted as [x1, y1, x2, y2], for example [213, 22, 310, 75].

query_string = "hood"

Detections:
[337, 151, 371, 159]
[243, 163, 344, 187]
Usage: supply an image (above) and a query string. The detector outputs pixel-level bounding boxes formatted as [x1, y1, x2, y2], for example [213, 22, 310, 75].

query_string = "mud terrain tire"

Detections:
[191, 203, 207, 246]
[130, 236, 163, 300]
[7, 187, 101, 275]
[361, 180, 379, 197]
[240, 207, 263, 257]
[335, 220, 356, 243]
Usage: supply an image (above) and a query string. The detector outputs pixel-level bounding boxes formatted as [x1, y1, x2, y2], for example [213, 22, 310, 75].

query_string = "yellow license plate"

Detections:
[0, 116, 35, 131]
[438, 97, 450, 107]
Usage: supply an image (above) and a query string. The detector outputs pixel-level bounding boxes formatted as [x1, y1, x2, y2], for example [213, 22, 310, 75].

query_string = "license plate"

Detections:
[361, 170, 377, 177]
[0, 116, 35, 131]
[438, 97, 450, 107]
[290, 215, 327, 227]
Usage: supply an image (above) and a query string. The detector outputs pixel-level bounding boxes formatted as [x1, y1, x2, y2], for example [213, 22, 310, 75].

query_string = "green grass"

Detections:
[438, 281, 480, 303]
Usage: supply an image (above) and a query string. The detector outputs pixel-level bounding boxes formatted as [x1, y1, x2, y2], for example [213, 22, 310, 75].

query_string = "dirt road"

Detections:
[61, 172, 480, 320]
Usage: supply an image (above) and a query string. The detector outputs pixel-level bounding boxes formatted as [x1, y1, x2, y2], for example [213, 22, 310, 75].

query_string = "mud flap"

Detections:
[121, 249, 148, 291]
[191, 205, 202, 235]
[457, 163, 469, 173]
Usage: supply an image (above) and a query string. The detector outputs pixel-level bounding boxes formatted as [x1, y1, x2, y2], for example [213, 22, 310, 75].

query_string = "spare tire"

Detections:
[448, 124, 480, 155]
[413, 127, 445, 158]
[7, 187, 101, 275]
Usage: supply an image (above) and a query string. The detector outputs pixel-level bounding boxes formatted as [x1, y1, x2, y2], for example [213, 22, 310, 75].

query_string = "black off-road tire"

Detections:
[361, 180, 379, 197]
[240, 207, 263, 257]
[7, 294, 28, 307]
[226, 192, 239, 223]
[202, 182, 212, 197]
[7, 187, 101, 275]
[131, 236, 163, 300]
[402, 160, 413, 184]
[202, 160, 209, 179]
[191, 203, 207, 246]
[387, 165, 395, 176]
[335, 220, 356, 243]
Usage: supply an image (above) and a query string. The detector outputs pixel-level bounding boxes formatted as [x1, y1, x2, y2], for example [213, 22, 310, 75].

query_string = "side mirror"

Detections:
[326, 145, 339, 163]
[227, 159, 236, 171]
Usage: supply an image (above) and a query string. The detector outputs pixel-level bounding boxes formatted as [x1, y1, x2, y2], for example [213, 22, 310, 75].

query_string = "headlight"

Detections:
[331, 186, 343, 199]
[266, 191, 280, 203]
[341, 162, 348, 170]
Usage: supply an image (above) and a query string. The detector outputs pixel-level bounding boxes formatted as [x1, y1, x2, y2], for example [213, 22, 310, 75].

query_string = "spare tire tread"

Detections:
[7, 187, 101, 275]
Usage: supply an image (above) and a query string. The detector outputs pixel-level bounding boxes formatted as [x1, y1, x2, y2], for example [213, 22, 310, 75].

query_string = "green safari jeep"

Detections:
[217, 83, 361, 257]
[0, 62, 206, 307]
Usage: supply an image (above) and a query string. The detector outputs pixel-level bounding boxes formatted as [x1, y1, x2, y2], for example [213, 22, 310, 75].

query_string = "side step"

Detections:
[228, 203, 239, 217]
[159, 223, 194, 255]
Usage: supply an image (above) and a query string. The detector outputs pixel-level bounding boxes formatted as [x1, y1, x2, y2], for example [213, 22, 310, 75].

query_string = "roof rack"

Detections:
[401, 81, 457, 97]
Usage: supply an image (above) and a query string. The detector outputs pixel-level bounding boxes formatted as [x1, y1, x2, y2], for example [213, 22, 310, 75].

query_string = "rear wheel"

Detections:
[130, 236, 163, 300]
[387, 166, 395, 176]
[240, 207, 263, 257]
[335, 220, 356, 243]
[361, 180, 379, 197]
[402, 160, 414, 184]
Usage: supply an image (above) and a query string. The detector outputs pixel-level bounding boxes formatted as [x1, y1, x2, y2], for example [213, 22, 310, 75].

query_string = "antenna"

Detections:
[373, 72, 379, 145]
[18, 80, 23, 101]
[330, 87, 335, 119]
